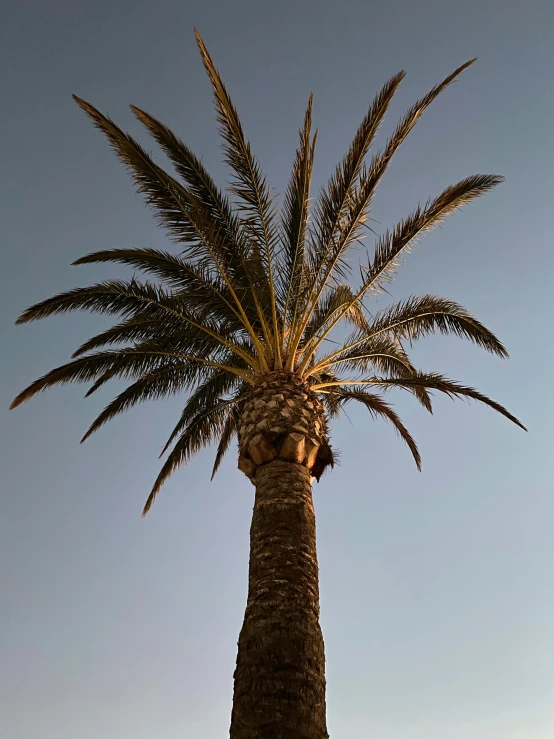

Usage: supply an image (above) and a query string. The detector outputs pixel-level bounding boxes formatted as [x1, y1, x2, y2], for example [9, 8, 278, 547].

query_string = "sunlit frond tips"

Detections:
[11, 36, 524, 513]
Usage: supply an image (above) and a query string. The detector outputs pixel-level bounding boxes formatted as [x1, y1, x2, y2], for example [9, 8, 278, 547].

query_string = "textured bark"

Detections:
[230, 459, 328, 739]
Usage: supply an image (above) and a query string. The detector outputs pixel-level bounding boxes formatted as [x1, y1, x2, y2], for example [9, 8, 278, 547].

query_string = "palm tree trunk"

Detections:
[229, 459, 328, 739]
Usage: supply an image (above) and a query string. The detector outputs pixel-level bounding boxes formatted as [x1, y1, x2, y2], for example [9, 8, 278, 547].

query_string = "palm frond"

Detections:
[306, 71, 405, 282]
[365, 174, 503, 294]
[211, 404, 241, 479]
[84, 370, 118, 397]
[378, 373, 526, 430]
[159, 368, 245, 457]
[308, 294, 507, 378]
[129, 105, 243, 252]
[73, 96, 270, 362]
[16, 278, 259, 369]
[366, 294, 507, 355]
[285, 71, 405, 368]
[80, 365, 193, 443]
[299, 175, 503, 369]
[73, 96, 206, 248]
[74, 248, 236, 313]
[313, 372, 526, 430]
[311, 334, 432, 411]
[10, 350, 174, 408]
[130, 106, 275, 336]
[195, 31, 281, 365]
[280, 93, 317, 333]
[143, 399, 230, 515]
[10, 346, 250, 410]
[325, 59, 479, 284]
[291, 61, 476, 367]
[327, 388, 421, 469]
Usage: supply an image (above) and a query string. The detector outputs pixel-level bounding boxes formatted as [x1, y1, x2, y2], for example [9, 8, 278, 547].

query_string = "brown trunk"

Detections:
[229, 459, 328, 739]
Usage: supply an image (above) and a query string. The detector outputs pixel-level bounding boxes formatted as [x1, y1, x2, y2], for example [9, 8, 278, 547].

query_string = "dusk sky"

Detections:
[2, 1, 553, 737]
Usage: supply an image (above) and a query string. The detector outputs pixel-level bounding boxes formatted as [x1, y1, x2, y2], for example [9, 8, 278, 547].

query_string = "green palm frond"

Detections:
[12, 35, 524, 512]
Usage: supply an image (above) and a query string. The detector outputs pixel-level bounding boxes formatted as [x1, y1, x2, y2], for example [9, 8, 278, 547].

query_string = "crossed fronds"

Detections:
[11, 33, 525, 513]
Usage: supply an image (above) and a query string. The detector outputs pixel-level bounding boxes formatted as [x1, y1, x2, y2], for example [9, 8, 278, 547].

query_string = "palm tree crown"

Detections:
[11, 32, 525, 514]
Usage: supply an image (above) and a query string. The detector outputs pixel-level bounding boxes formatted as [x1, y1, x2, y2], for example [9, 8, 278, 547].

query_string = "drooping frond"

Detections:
[307, 294, 508, 378]
[311, 372, 526, 430]
[143, 398, 231, 515]
[326, 388, 421, 469]
[375, 373, 526, 430]
[211, 403, 241, 479]
[310, 333, 433, 411]
[145, 374, 251, 515]
[363, 294, 508, 356]
[80, 365, 199, 443]
[10, 346, 247, 410]
[159, 367, 245, 457]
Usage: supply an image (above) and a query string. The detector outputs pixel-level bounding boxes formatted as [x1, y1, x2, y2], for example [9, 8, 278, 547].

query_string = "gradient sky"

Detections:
[2, 1, 553, 737]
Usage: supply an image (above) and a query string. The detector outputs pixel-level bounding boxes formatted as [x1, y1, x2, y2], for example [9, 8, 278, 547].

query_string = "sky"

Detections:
[1, 1, 553, 737]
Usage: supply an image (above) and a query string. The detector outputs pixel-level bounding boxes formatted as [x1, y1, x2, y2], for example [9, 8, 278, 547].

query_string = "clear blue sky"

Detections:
[1, 1, 553, 737]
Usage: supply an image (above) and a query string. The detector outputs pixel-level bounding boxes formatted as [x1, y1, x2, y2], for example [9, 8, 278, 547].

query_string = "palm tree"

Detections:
[11, 31, 525, 739]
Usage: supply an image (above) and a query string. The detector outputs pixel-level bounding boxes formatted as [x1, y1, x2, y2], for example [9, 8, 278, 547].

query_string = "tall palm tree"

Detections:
[12, 31, 525, 739]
